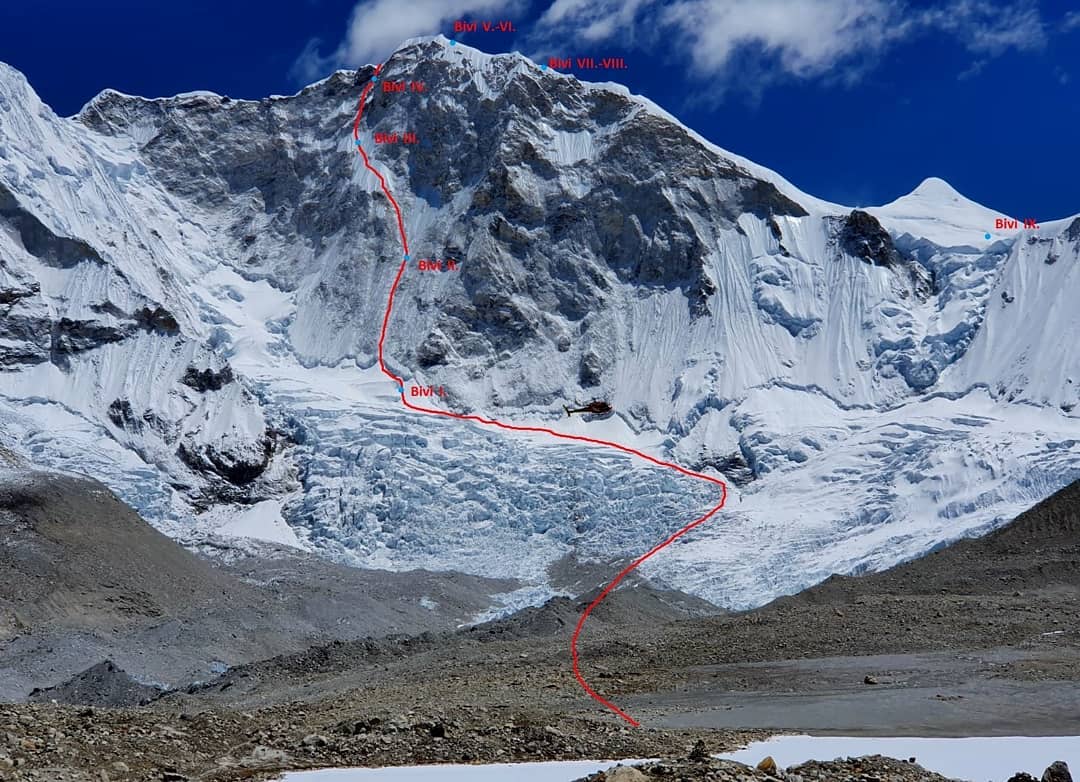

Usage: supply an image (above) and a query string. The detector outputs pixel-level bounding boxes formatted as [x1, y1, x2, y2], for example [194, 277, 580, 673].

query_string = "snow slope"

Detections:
[868, 176, 1003, 249]
[0, 38, 1077, 609]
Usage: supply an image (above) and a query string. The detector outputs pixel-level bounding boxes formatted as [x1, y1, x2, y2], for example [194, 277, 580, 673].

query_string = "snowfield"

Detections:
[719, 735, 1080, 782]
[0, 36, 1077, 610]
[278, 736, 1080, 782]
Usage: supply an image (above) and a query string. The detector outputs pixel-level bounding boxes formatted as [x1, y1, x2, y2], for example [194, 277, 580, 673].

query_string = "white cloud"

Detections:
[1063, 10, 1080, 32]
[297, 0, 1052, 89]
[340, 0, 520, 65]
[539, 0, 654, 43]
[660, 0, 905, 78]
[918, 0, 1046, 55]
[531, 0, 1048, 87]
[291, 0, 521, 83]
[537, 0, 908, 77]
[290, 39, 340, 84]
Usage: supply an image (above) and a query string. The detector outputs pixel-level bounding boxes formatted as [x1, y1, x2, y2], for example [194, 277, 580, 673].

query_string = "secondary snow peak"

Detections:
[911, 176, 967, 201]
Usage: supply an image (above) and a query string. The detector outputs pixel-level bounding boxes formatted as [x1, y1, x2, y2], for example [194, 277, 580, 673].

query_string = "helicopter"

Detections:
[563, 399, 614, 418]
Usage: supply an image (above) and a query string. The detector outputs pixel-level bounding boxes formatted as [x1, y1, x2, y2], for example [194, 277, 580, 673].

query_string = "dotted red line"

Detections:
[352, 63, 727, 727]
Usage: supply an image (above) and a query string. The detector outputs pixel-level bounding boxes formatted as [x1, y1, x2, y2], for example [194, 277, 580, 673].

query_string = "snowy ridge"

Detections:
[1, 41, 1078, 609]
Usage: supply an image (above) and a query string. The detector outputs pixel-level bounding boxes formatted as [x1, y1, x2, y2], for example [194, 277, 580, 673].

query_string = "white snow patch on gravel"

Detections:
[719, 735, 1080, 782]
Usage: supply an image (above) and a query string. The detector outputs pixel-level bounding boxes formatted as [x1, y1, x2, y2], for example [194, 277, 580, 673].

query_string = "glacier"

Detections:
[0, 36, 1077, 609]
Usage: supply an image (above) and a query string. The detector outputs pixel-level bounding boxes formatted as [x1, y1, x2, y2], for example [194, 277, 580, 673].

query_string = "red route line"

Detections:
[353, 68, 410, 257]
[352, 64, 727, 727]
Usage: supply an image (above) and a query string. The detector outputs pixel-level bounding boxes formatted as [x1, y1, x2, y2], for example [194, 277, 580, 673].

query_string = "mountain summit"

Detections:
[0, 38, 1078, 608]
[868, 175, 1004, 247]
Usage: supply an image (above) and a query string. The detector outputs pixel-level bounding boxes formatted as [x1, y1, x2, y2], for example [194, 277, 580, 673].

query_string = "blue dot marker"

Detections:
[541, 64, 548, 71]
[449, 39, 457, 46]
[355, 139, 362, 146]
[984, 232, 991, 240]
[395, 385, 404, 394]
[403, 254, 410, 261]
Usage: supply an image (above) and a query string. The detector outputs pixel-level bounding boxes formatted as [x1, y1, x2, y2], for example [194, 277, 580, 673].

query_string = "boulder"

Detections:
[605, 766, 647, 781]
[1043, 762, 1073, 782]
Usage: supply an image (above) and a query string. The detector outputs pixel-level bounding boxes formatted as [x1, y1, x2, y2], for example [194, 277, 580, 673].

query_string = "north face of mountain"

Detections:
[0, 37, 1077, 609]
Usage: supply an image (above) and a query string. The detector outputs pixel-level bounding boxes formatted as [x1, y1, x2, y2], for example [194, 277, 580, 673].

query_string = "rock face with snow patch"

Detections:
[0, 66, 290, 513]
[0, 37, 1078, 608]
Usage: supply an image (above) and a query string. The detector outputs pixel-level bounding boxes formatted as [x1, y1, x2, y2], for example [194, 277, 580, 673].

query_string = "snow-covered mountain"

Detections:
[1, 36, 1077, 609]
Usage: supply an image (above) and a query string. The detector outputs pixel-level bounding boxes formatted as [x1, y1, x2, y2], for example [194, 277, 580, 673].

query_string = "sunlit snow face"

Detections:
[0, 42, 1077, 615]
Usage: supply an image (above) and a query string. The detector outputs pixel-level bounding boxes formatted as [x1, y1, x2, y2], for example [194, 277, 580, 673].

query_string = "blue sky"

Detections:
[2, 0, 1077, 221]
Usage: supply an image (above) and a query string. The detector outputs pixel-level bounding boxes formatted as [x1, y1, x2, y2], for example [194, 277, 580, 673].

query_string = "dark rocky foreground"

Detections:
[0, 474, 1078, 780]
[575, 755, 962, 782]
[0, 702, 1074, 782]
[574, 756, 1076, 782]
[0, 702, 760, 781]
